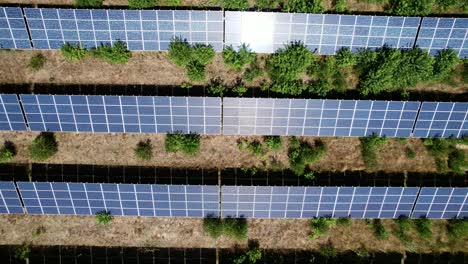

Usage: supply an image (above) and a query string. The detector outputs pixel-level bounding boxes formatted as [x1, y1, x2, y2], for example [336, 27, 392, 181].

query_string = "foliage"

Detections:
[319, 242, 337, 258]
[447, 149, 466, 174]
[14, 245, 30, 260]
[446, 219, 468, 240]
[388, 0, 434, 16]
[288, 137, 327, 176]
[187, 61, 206, 82]
[264, 136, 283, 151]
[393, 217, 413, 246]
[414, 218, 432, 240]
[163, 0, 181, 6]
[0, 141, 16, 163]
[308, 56, 347, 96]
[372, 219, 389, 240]
[335, 48, 357, 68]
[336, 217, 352, 226]
[436, 0, 464, 11]
[334, 0, 347, 12]
[208, 82, 227, 97]
[165, 132, 201, 156]
[168, 37, 192, 67]
[223, 217, 248, 241]
[283, 0, 325, 13]
[28, 54, 46, 71]
[233, 247, 263, 264]
[128, 0, 156, 9]
[134, 140, 153, 160]
[405, 147, 416, 160]
[169, 38, 214, 82]
[221, 0, 250, 10]
[247, 140, 265, 156]
[223, 44, 256, 71]
[203, 217, 223, 239]
[233, 85, 248, 96]
[432, 49, 460, 81]
[309, 217, 336, 239]
[255, 0, 280, 10]
[360, 135, 388, 169]
[92, 41, 131, 64]
[61, 43, 87, 61]
[192, 44, 216, 65]
[243, 59, 264, 82]
[29, 132, 58, 161]
[75, 0, 103, 7]
[423, 138, 466, 173]
[95, 211, 113, 225]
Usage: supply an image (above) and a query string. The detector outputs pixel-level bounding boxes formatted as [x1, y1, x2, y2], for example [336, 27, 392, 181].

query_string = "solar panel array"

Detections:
[24, 8, 224, 51]
[413, 102, 467, 138]
[17, 182, 219, 217]
[20, 95, 221, 134]
[223, 98, 420, 137]
[412, 187, 467, 219]
[0, 7, 31, 49]
[0, 94, 28, 131]
[416, 17, 468, 58]
[0, 182, 23, 214]
[221, 186, 419, 219]
[225, 12, 420, 54]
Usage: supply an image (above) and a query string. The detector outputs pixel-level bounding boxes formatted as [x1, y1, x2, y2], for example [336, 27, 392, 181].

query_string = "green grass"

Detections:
[423, 138, 467, 173]
[288, 137, 327, 176]
[165, 132, 201, 156]
[61, 43, 87, 61]
[336, 217, 352, 227]
[203, 217, 223, 239]
[243, 58, 264, 82]
[447, 149, 467, 174]
[283, 0, 325, 13]
[128, 0, 156, 9]
[405, 147, 416, 159]
[246, 140, 265, 156]
[309, 217, 336, 239]
[29, 132, 58, 161]
[446, 219, 467, 240]
[393, 217, 413, 247]
[414, 218, 432, 240]
[134, 140, 153, 160]
[75, 0, 103, 7]
[28, 54, 46, 71]
[222, 44, 256, 71]
[264, 136, 283, 151]
[92, 41, 131, 64]
[0, 141, 16, 163]
[221, 0, 249, 10]
[95, 211, 113, 225]
[360, 135, 388, 169]
[371, 219, 389, 240]
[223, 217, 248, 241]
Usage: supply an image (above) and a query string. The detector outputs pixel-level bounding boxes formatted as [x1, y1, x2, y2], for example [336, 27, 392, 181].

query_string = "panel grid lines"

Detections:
[413, 101, 467, 138]
[0, 182, 23, 214]
[0, 94, 28, 131]
[0, 7, 32, 49]
[412, 187, 467, 219]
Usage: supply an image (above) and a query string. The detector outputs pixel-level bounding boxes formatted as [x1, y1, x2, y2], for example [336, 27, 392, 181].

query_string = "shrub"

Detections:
[61, 43, 87, 61]
[0, 141, 16, 163]
[134, 139, 153, 160]
[360, 135, 388, 169]
[264, 136, 282, 151]
[447, 149, 466, 174]
[335, 48, 356, 68]
[308, 56, 347, 96]
[14, 245, 30, 260]
[221, 0, 250, 10]
[372, 219, 388, 240]
[309, 217, 336, 239]
[168, 37, 192, 67]
[29, 132, 58, 161]
[247, 140, 265, 156]
[283, 0, 325, 13]
[334, 0, 347, 12]
[436, 0, 462, 10]
[414, 218, 432, 240]
[165, 132, 200, 156]
[432, 49, 460, 81]
[233, 246, 262, 264]
[164, 0, 181, 6]
[191, 44, 215, 65]
[289, 137, 327, 176]
[405, 147, 416, 160]
[169, 38, 214, 82]
[423, 138, 461, 172]
[222, 44, 256, 71]
[223, 218, 248, 241]
[393, 217, 413, 246]
[446, 219, 468, 240]
[95, 211, 113, 225]
[255, 0, 279, 10]
[92, 41, 131, 64]
[203, 217, 223, 239]
[266, 42, 314, 82]
[208, 82, 227, 97]
[75, 0, 103, 7]
[28, 54, 46, 71]
[319, 241, 337, 258]
[388, 0, 434, 16]
[243, 59, 264, 82]
[232, 85, 248, 96]
[128, 0, 156, 9]
[336, 217, 352, 227]
[187, 61, 206, 82]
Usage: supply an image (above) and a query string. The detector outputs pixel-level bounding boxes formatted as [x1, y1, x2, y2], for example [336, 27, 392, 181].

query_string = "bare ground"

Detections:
[0, 215, 466, 253]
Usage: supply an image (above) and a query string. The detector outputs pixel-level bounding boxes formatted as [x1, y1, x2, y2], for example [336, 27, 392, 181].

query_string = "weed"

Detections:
[208, 82, 227, 97]
[283, 0, 325, 13]
[414, 218, 432, 240]
[396, 137, 407, 144]
[264, 136, 282, 151]
[168, 38, 214, 81]
[75, 0, 103, 7]
[29, 132, 58, 161]
[335, 48, 356, 68]
[0, 141, 16, 163]
[247, 140, 265, 156]
[165, 132, 201, 156]
[319, 241, 337, 258]
[221, 0, 250, 10]
[14, 245, 30, 260]
[95, 211, 113, 225]
[92, 41, 131, 64]
[393, 217, 413, 247]
[203, 217, 223, 239]
[309, 217, 336, 239]
[233, 246, 262, 264]
[168, 37, 192, 67]
[187, 61, 206, 82]
[243, 59, 264, 82]
[334, 0, 347, 12]
[447, 149, 466, 174]
[134, 139, 153, 160]
[28, 54, 46, 71]
[288, 137, 327, 176]
[433, 49, 460, 81]
[233, 85, 248, 96]
[61, 43, 87, 61]
[128, 0, 156, 9]
[446, 219, 467, 240]
[223, 217, 248, 241]
[406, 147, 416, 159]
[360, 135, 388, 169]
[336, 217, 352, 227]
[388, 0, 434, 16]
[222, 44, 256, 71]
[191, 44, 216, 65]
[372, 219, 389, 240]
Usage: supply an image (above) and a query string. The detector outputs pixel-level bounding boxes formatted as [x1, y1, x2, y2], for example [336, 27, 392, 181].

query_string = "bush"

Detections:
[336, 217, 352, 227]
[0, 141, 16, 163]
[75, 0, 103, 7]
[334, 0, 347, 12]
[405, 147, 416, 160]
[414, 218, 432, 240]
[187, 61, 206, 82]
[283, 0, 325, 13]
[28, 54, 46, 71]
[223, 218, 248, 241]
[247, 140, 265, 156]
[233, 246, 262, 264]
[308, 56, 347, 96]
[319, 241, 337, 258]
[221, 0, 250, 10]
[95, 211, 113, 225]
[222, 44, 256, 71]
[264, 136, 282, 151]
[232, 85, 248, 96]
[61, 43, 87, 61]
[203, 217, 223, 239]
[128, 0, 156, 9]
[289, 137, 327, 176]
[134, 139, 153, 160]
[393, 217, 413, 246]
[165, 132, 200, 156]
[169, 38, 214, 82]
[14, 245, 30, 260]
[243, 59, 264, 82]
[309, 217, 336, 239]
[360, 135, 388, 169]
[335, 48, 356, 68]
[447, 149, 466, 174]
[208, 82, 227, 97]
[191, 44, 216, 66]
[433, 49, 460, 81]
[372, 219, 388, 240]
[29, 132, 58, 161]
[92, 41, 131, 64]
[446, 219, 468, 240]
[168, 37, 192, 67]
[388, 0, 434, 16]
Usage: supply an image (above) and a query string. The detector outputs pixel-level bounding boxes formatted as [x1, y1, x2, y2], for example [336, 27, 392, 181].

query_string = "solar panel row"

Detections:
[413, 102, 468, 138]
[0, 7, 31, 49]
[412, 187, 467, 219]
[0, 94, 28, 131]
[0, 182, 23, 214]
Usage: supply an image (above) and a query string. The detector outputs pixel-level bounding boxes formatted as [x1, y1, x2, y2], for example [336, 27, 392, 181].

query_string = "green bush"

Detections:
[203, 217, 223, 239]
[187, 61, 206, 82]
[221, 0, 250, 10]
[336, 217, 352, 227]
[223, 218, 248, 241]
[28, 54, 46, 71]
[134, 140, 153, 160]
[372, 219, 388, 240]
[436, 0, 463, 10]
[334, 0, 347, 12]
[75, 0, 103, 7]
[14, 245, 30, 260]
[168, 37, 192, 67]
[393, 217, 413, 246]
[95, 211, 113, 225]
[388, 0, 434, 16]
[232, 85, 248, 96]
[360, 135, 388, 169]
[128, 0, 156, 9]
[446, 219, 468, 240]
[222, 44, 256, 71]
[308, 56, 347, 96]
[247, 140, 265, 156]
[0, 142, 16, 163]
[233, 246, 263, 264]
[289, 137, 327, 176]
[423, 138, 464, 172]
[319, 241, 337, 259]
[283, 0, 325, 13]
[165, 132, 201, 156]
[243, 59, 264, 82]
[335, 48, 357, 68]
[310, 218, 337, 239]
[208, 82, 227, 97]
[264, 136, 282, 151]
[414, 218, 432, 240]
[169, 38, 214, 82]
[61, 43, 87, 61]
[433, 49, 460, 80]
[447, 149, 466, 174]
[191, 44, 216, 66]
[405, 147, 416, 160]
[29, 132, 58, 161]
[164, 0, 181, 6]
[255, 0, 280, 10]
[92, 41, 131, 64]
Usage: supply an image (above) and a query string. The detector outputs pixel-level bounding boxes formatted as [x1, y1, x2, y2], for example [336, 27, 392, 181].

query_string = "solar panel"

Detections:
[20, 95, 221, 134]
[0, 7, 31, 49]
[221, 186, 418, 219]
[413, 102, 467, 138]
[24, 8, 224, 51]
[0, 182, 23, 214]
[223, 98, 420, 137]
[225, 12, 420, 54]
[412, 187, 467, 219]
[17, 182, 219, 217]
[416, 17, 468, 58]
[0, 94, 28, 131]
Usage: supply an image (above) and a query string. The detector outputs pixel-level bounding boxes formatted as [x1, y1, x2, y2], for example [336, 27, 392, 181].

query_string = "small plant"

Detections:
[283, 0, 325, 13]
[232, 85, 248, 96]
[61, 43, 87, 61]
[233, 246, 263, 264]
[208, 82, 227, 97]
[243, 59, 264, 82]
[405, 147, 416, 160]
[334, 0, 347, 12]
[335, 48, 356, 68]
[447, 149, 466, 174]
[29, 132, 58, 161]
[165, 132, 201, 156]
[222, 44, 256, 71]
[336, 217, 352, 227]
[95, 211, 113, 225]
[0, 141, 16, 163]
[309, 217, 336, 239]
[246, 140, 265, 156]
[181, 82, 193, 89]
[393, 217, 413, 246]
[414, 218, 432, 240]
[446, 219, 468, 240]
[221, 0, 250, 10]
[191, 44, 216, 66]
[203, 217, 223, 239]
[372, 219, 388, 240]
[134, 139, 153, 160]
[128, 0, 156, 9]
[92, 41, 131, 64]
[360, 135, 388, 169]
[318, 241, 337, 259]
[14, 245, 30, 261]
[187, 61, 206, 82]
[264, 136, 282, 151]
[28, 54, 46, 71]
[75, 0, 103, 7]
[168, 37, 192, 67]
[288, 137, 327, 176]
[223, 217, 248, 241]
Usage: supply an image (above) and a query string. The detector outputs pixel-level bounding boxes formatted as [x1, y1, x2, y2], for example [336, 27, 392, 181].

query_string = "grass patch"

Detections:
[165, 132, 201, 156]
[75, 0, 103, 7]
[309, 217, 337, 240]
[371, 219, 389, 240]
[203, 217, 223, 239]
[28, 54, 46, 71]
[128, 0, 156, 9]
[393, 217, 413, 247]
[134, 139, 153, 160]
[414, 218, 432, 240]
[405, 147, 416, 159]
[423, 138, 467, 173]
[95, 211, 113, 225]
[446, 219, 468, 240]
[61, 43, 87, 61]
[223, 218, 248, 241]
[336, 217, 352, 227]
[360, 135, 388, 169]
[222, 44, 256, 71]
[92, 41, 131, 64]
[29, 132, 58, 161]
[243, 58, 264, 82]
[264, 136, 283, 151]
[0, 141, 16, 163]
[288, 137, 327, 176]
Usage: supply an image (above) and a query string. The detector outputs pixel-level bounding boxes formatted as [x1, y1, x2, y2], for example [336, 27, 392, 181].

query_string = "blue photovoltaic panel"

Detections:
[0, 94, 28, 131]
[223, 98, 420, 137]
[0, 7, 31, 49]
[225, 12, 420, 54]
[0, 182, 23, 214]
[416, 17, 468, 58]
[221, 186, 418, 219]
[413, 102, 467, 138]
[412, 188, 467, 219]
[20, 95, 221, 134]
[24, 8, 224, 51]
[17, 182, 219, 217]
